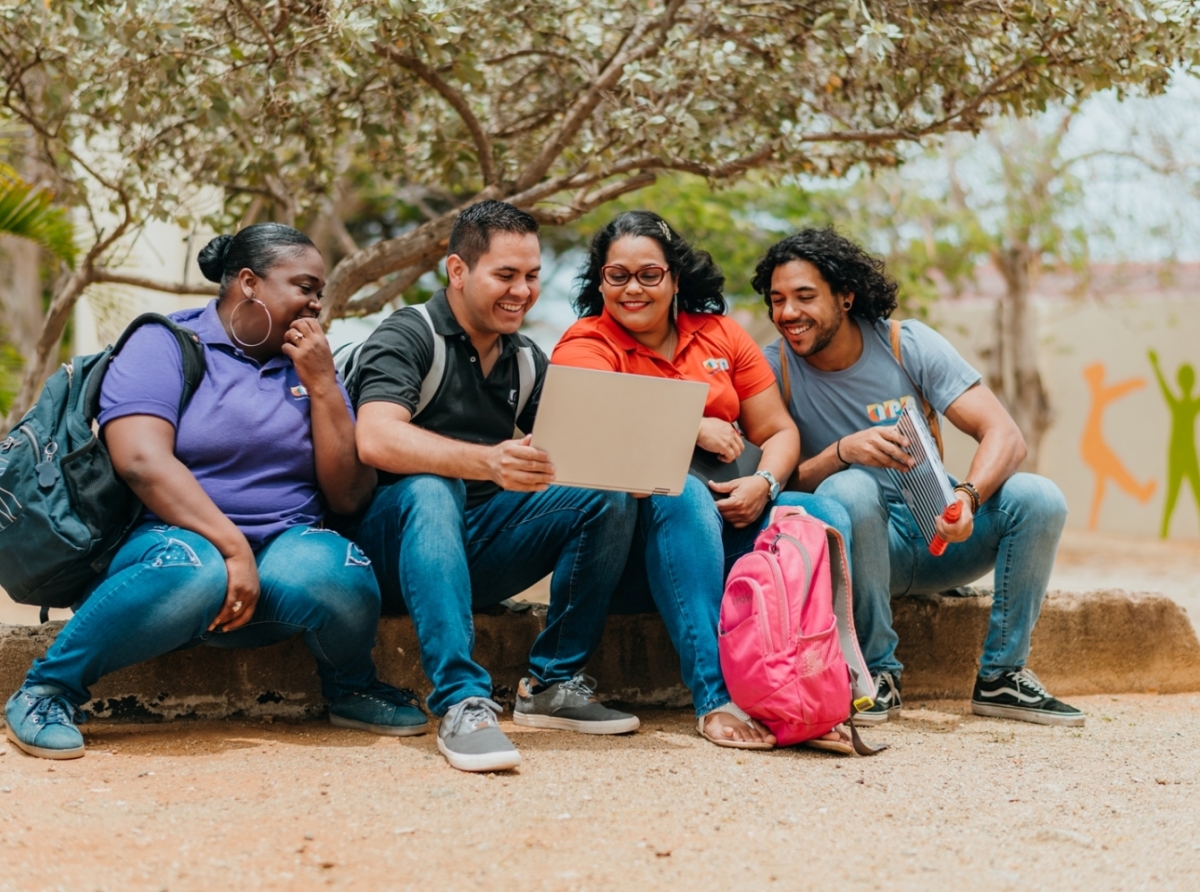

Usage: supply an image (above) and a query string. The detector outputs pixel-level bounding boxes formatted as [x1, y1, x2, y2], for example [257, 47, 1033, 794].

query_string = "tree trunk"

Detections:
[991, 244, 1052, 472]
[4, 266, 94, 427]
[0, 235, 42, 360]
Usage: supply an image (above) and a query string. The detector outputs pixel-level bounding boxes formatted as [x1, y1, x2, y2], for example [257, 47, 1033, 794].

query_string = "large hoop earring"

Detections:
[230, 296, 272, 349]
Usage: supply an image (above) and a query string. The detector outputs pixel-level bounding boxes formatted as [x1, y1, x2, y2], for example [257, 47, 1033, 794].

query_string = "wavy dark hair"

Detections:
[751, 227, 898, 322]
[197, 223, 315, 298]
[572, 211, 726, 317]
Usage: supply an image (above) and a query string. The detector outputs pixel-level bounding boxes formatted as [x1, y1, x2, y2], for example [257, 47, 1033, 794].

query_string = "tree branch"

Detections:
[342, 266, 430, 318]
[92, 270, 220, 296]
[231, 0, 278, 65]
[512, 0, 686, 192]
[376, 42, 498, 187]
[528, 172, 657, 226]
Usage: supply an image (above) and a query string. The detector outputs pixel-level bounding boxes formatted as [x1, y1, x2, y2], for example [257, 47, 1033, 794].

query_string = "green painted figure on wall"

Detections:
[1149, 350, 1200, 538]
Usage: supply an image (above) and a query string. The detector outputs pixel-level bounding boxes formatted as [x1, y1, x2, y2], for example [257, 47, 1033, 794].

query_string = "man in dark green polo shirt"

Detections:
[350, 201, 639, 773]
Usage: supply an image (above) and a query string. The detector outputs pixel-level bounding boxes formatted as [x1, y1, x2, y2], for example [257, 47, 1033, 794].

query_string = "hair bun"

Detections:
[197, 234, 233, 283]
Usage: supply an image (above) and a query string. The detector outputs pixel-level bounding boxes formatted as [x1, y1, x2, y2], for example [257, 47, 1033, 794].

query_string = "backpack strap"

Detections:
[515, 342, 536, 419]
[889, 320, 944, 459]
[85, 313, 207, 420]
[332, 340, 366, 395]
[412, 303, 446, 419]
[777, 339, 792, 407]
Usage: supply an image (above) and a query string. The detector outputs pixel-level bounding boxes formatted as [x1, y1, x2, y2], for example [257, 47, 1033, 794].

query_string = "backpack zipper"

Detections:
[20, 424, 40, 457]
[21, 424, 56, 465]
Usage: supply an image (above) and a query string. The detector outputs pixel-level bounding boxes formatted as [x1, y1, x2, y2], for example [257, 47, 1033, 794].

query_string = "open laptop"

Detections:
[530, 365, 709, 495]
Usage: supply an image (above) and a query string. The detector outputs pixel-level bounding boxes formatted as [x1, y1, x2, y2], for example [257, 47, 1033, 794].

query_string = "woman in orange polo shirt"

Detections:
[552, 211, 854, 751]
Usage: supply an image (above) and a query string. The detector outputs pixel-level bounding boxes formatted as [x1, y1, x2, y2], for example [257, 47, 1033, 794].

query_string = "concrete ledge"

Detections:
[1, 590, 1198, 721]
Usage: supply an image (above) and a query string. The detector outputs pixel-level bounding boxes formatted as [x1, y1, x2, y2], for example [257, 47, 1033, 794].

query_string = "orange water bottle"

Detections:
[929, 500, 962, 556]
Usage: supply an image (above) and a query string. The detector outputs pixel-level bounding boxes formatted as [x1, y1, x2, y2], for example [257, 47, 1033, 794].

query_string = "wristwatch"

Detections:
[755, 470, 781, 501]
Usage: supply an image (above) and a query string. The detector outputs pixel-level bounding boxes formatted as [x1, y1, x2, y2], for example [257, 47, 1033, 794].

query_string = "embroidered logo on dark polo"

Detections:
[290, 385, 309, 399]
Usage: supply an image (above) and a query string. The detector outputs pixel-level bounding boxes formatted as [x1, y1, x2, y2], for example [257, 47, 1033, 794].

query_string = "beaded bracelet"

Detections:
[954, 481, 981, 513]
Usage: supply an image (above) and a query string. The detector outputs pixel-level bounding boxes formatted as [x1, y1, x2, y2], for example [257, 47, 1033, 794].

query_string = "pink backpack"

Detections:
[718, 506, 883, 752]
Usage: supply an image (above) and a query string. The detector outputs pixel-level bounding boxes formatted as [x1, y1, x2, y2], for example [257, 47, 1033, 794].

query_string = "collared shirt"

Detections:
[98, 300, 349, 549]
[550, 309, 776, 423]
[352, 289, 548, 508]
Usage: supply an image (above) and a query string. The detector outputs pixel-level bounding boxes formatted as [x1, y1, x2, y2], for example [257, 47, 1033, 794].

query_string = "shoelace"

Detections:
[1012, 668, 1050, 698]
[29, 693, 82, 727]
[557, 673, 599, 701]
[445, 696, 502, 737]
[368, 683, 421, 710]
[873, 673, 893, 702]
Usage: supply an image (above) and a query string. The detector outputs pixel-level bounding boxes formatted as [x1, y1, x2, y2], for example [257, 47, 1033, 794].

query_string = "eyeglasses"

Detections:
[601, 265, 669, 288]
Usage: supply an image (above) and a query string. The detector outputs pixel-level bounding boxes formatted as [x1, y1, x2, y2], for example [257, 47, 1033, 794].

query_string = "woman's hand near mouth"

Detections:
[283, 316, 337, 396]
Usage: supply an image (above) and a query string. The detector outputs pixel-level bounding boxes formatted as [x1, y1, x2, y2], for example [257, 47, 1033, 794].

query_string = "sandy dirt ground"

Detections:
[1, 698, 1198, 892]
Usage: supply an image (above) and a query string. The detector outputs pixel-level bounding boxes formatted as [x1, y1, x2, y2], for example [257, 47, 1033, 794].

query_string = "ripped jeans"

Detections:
[23, 523, 382, 705]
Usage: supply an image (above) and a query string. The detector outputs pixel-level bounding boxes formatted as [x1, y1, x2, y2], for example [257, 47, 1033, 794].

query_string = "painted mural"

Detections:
[928, 293, 1200, 541]
[1079, 363, 1156, 530]
[1148, 350, 1200, 538]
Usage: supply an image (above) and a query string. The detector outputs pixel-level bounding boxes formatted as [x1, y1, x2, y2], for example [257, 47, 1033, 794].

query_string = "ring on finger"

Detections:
[232, 600, 244, 613]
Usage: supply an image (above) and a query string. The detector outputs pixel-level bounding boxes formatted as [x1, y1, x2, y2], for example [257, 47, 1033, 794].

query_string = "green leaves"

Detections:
[0, 165, 76, 268]
[1, 0, 1197, 312]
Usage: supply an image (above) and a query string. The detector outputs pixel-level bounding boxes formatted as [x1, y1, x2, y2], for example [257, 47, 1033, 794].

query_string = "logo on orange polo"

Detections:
[865, 394, 916, 424]
[702, 357, 730, 374]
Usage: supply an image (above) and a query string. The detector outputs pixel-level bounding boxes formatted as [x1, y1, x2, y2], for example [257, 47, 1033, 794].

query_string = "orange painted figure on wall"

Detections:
[1080, 363, 1156, 530]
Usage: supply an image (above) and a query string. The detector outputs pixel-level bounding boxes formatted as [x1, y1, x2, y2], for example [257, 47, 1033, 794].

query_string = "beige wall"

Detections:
[922, 298, 1198, 541]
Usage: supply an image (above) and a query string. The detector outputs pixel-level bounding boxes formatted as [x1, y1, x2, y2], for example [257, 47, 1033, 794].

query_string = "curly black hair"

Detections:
[572, 211, 726, 317]
[751, 227, 898, 321]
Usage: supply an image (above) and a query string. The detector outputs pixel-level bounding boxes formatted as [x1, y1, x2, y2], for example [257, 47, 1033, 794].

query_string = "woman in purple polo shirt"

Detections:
[5, 224, 428, 760]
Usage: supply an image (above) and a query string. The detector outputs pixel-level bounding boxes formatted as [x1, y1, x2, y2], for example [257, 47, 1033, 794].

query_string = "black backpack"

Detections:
[0, 313, 206, 620]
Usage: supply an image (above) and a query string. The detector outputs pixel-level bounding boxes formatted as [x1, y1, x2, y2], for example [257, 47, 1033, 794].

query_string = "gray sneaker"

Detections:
[513, 673, 640, 734]
[437, 697, 521, 773]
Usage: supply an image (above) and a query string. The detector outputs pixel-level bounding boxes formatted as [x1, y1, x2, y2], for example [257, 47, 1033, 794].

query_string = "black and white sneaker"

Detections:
[513, 673, 640, 734]
[855, 671, 902, 726]
[971, 668, 1085, 727]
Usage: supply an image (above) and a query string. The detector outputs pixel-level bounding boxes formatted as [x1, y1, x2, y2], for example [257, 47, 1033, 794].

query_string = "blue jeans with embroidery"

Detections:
[814, 469, 1068, 679]
[609, 475, 855, 717]
[23, 523, 382, 705]
[349, 476, 637, 717]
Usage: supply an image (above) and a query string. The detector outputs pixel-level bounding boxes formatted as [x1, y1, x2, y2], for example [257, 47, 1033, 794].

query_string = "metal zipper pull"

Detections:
[35, 441, 59, 488]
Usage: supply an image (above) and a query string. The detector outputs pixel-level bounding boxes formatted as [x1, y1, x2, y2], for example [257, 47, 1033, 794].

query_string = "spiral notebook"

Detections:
[887, 402, 955, 545]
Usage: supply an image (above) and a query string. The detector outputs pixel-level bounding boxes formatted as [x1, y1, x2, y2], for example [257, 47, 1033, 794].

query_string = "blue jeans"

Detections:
[610, 475, 854, 717]
[24, 523, 383, 705]
[349, 476, 637, 717]
[815, 469, 1068, 679]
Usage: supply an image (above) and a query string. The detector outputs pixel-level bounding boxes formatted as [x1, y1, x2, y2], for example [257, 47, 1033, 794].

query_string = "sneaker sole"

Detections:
[5, 725, 85, 760]
[852, 707, 900, 727]
[512, 712, 641, 735]
[436, 736, 522, 772]
[328, 715, 430, 737]
[971, 701, 1085, 727]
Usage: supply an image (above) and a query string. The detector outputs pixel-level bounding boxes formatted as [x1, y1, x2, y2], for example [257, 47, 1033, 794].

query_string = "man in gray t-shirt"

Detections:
[754, 228, 1083, 729]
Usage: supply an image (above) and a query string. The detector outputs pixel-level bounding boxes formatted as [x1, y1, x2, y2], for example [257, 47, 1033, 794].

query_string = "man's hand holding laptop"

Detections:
[488, 434, 555, 493]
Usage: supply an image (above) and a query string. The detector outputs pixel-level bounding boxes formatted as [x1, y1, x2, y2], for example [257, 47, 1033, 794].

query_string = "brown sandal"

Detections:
[804, 723, 855, 755]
